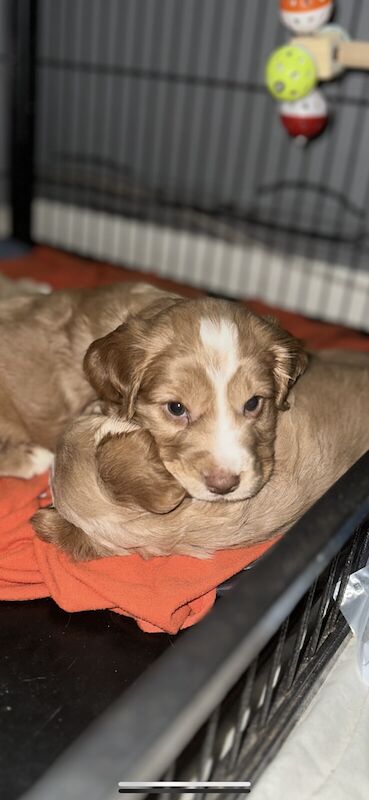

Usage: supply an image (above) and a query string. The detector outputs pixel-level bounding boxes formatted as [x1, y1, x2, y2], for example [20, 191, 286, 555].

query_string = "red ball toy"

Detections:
[279, 89, 328, 142]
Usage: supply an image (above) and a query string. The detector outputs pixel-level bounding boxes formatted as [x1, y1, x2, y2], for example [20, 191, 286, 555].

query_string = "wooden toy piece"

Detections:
[280, 0, 333, 35]
[279, 89, 328, 142]
[292, 25, 369, 80]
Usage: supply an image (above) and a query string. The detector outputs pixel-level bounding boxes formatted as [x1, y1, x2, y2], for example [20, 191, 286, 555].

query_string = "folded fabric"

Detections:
[1, 246, 369, 634]
[0, 474, 275, 633]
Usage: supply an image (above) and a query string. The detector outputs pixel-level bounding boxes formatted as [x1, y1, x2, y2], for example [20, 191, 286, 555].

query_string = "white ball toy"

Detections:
[280, 0, 333, 35]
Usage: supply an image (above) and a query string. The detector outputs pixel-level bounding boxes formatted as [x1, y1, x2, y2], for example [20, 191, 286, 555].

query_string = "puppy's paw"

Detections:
[0, 443, 54, 479]
[16, 278, 51, 295]
[25, 446, 54, 478]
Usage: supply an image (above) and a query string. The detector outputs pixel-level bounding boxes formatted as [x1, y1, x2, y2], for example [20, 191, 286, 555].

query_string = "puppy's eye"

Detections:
[243, 395, 263, 415]
[167, 401, 187, 418]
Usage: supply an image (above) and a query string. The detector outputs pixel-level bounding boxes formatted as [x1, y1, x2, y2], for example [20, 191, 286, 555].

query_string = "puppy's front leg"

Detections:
[0, 441, 54, 479]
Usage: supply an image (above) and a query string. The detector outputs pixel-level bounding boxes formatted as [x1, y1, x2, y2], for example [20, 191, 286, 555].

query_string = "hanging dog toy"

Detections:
[279, 0, 333, 35]
[265, 41, 328, 142]
[266, 4, 369, 143]
[279, 89, 328, 143]
[265, 43, 317, 101]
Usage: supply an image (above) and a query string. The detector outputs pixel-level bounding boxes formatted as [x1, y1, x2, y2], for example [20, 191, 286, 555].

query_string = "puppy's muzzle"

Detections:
[204, 469, 240, 495]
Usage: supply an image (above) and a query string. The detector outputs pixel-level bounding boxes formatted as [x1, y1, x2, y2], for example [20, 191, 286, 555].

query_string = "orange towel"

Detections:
[0, 474, 275, 634]
[1, 246, 369, 634]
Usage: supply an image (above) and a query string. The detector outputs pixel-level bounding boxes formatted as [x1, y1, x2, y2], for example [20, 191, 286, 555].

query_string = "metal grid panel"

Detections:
[0, 0, 12, 238]
[3, 4, 369, 796]
[29, 0, 369, 329]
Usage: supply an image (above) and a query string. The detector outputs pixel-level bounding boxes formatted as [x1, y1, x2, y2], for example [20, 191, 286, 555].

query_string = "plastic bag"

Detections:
[340, 558, 369, 685]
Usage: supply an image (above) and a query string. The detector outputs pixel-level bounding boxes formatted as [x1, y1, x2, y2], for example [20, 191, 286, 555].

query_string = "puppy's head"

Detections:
[84, 298, 307, 502]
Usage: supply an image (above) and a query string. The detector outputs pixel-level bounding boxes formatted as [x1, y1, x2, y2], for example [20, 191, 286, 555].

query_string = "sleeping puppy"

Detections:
[33, 410, 188, 559]
[0, 282, 178, 478]
[32, 306, 369, 558]
[83, 297, 308, 503]
[32, 351, 369, 559]
[31, 296, 308, 558]
[0, 285, 305, 490]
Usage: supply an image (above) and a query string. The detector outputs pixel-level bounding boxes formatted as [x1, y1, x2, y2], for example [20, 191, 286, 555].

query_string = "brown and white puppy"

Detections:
[0, 278, 306, 493]
[32, 350, 369, 559]
[32, 296, 369, 560]
[31, 295, 310, 559]
[84, 298, 307, 503]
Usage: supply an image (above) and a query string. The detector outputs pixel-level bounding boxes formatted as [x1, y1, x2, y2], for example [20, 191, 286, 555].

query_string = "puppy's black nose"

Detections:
[205, 470, 240, 495]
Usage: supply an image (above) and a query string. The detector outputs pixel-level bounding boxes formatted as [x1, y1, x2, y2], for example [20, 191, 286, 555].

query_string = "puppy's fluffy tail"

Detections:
[32, 507, 101, 561]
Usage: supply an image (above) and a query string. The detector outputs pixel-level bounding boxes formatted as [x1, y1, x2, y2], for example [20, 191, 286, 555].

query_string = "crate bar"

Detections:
[233, 615, 349, 785]
[10, 0, 37, 243]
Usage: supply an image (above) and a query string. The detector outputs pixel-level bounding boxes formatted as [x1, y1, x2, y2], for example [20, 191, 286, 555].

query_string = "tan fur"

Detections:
[96, 429, 186, 513]
[0, 284, 304, 490]
[33, 507, 101, 561]
[0, 282, 178, 476]
[84, 299, 307, 503]
[2, 277, 369, 560]
[0, 273, 50, 299]
[31, 352, 369, 559]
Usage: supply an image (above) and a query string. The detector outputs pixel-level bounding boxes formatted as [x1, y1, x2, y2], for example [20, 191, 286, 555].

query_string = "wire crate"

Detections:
[2, 1, 369, 797]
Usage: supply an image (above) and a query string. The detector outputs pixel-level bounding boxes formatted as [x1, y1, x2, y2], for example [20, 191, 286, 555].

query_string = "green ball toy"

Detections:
[265, 45, 317, 101]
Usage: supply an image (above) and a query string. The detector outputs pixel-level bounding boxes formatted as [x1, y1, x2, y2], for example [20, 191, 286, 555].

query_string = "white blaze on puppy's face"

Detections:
[127, 299, 301, 503]
[199, 317, 252, 475]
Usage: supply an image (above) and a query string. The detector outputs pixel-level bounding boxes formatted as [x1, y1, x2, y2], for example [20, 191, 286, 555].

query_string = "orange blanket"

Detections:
[1, 246, 369, 634]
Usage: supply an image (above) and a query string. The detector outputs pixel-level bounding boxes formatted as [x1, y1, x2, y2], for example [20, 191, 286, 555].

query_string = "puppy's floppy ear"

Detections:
[84, 318, 146, 414]
[84, 297, 181, 416]
[96, 430, 186, 514]
[265, 317, 308, 410]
